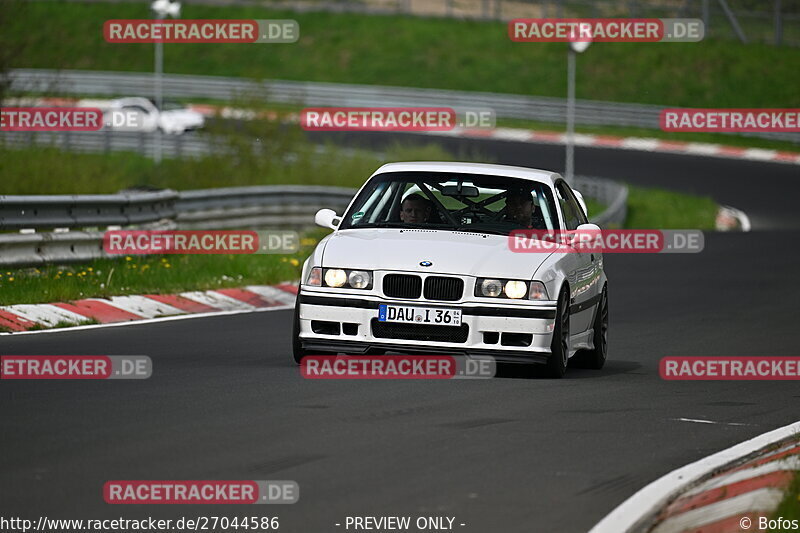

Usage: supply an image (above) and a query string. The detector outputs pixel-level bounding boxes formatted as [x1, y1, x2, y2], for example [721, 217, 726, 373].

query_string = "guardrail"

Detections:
[9, 69, 799, 144]
[0, 190, 178, 229]
[0, 179, 627, 266]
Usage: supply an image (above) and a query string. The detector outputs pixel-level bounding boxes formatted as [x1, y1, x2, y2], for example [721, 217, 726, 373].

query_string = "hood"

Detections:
[321, 229, 552, 279]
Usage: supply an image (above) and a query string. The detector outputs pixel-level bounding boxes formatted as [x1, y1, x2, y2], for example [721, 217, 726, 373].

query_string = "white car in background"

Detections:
[293, 162, 609, 378]
[100, 97, 205, 134]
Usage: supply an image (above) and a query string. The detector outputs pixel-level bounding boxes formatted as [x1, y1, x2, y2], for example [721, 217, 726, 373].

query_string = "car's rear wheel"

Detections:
[544, 288, 570, 378]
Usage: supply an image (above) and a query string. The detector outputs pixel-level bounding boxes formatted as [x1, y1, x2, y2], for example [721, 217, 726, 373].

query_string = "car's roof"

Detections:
[371, 162, 560, 186]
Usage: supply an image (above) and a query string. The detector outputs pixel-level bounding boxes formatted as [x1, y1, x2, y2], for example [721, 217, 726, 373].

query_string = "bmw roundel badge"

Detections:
[420, 261, 433, 267]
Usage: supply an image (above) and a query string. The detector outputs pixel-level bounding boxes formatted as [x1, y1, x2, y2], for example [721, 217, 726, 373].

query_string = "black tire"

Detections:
[585, 287, 608, 369]
[291, 304, 338, 363]
[544, 288, 570, 378]
[291, 303, 308, 364]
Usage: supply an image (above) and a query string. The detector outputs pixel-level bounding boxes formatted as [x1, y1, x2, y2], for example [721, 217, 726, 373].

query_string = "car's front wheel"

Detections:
[544, 288, 570, 378]
[585, 286, 608, 369]
[291, 304, 339, 363]
[291, 304, 308, 364]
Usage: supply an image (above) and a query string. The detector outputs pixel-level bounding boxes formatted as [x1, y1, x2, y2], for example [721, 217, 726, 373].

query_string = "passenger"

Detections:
[504, 188, 545, 229]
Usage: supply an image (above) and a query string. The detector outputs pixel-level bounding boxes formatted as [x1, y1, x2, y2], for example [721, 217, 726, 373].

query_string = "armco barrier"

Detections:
[8, 69, 799, 144]
[0, 190, 178, 230]
[0, 179, 627, 266]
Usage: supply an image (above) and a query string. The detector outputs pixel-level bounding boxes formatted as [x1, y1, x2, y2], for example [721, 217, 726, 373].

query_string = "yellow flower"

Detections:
[290, 258, 300, 266]
[87, 267, 93, 271]
[164, 263, 171, 268]
[125, 256, 132, 261]
[7, 277, 14, 282]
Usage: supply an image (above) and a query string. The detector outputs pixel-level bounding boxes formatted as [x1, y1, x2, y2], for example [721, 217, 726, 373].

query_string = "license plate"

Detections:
[378, 304, 462, 326]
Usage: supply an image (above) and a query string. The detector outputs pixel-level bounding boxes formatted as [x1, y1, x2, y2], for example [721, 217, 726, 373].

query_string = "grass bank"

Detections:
[6, 1, 800, 108]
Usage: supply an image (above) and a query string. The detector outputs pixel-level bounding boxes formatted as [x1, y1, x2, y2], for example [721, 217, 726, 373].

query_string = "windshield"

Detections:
[340, 171, 560, 235]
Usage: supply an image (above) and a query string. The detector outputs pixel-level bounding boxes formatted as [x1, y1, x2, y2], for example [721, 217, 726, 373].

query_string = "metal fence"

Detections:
[8, 69, 799, 144]
[0, 178, 627, 266]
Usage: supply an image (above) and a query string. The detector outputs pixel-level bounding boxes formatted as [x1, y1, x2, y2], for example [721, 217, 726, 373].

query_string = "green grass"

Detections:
[6, 1, 800, 108]
[626, 185, 718, 229]
[0, 137, 461, 194]
[0, 247, 315, 306]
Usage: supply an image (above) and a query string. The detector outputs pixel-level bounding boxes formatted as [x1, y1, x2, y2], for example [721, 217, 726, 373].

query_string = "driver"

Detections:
[399, 193, 432, 223]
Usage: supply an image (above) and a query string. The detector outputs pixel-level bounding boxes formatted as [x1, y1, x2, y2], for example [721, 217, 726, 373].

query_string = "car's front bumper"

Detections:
[297, 290, 558, 364]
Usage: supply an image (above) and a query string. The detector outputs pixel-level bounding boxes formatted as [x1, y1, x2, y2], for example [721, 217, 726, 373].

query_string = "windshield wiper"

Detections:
[358, 222, 456, 230]
[454, 225, 509, 236]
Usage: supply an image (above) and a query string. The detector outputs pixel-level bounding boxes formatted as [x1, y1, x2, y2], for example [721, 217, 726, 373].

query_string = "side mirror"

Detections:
[315, 208, 341, 230]
[569, 223, 602, 248]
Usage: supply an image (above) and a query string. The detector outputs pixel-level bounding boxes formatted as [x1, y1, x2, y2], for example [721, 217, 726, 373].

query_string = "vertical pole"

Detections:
[565, 48, 575, 184]
[702, 0, 710, 36]
[154, 17, 163, 164]
[774, 0, 783, 46]
[717, 0, 747, 43]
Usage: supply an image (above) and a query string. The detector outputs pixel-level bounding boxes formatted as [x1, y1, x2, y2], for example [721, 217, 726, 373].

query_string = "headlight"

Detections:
[307, 266, 322, 286]
[348, 270, 371, 289]
[529, 281, 549, 300]
[475, 278, 549, 300]
[504, 280, 528, 299]
[324, 269, 348, 288]
[478, 279, 503, 297]
[317, 268, 373, 289]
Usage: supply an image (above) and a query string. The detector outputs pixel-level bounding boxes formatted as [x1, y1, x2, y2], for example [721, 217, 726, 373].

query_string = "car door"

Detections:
[555, 180, 597, 335]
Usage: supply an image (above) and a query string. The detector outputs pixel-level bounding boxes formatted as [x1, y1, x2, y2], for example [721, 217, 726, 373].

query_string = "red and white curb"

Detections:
[424, 127, 800, 165]
[0, 284, 297, 334]
[18, 97, 800, 166]
[589, 420, 800, 533]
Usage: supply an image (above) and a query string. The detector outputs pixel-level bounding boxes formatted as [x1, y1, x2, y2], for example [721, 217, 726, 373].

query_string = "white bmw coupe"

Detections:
[293, 162, 608, 378]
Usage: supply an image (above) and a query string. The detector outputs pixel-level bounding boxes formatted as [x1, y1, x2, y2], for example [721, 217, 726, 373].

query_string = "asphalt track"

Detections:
[1, 137, 799, 533]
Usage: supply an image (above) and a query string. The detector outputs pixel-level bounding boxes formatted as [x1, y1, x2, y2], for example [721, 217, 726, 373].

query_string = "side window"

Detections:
[556, 182, 584, 230]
